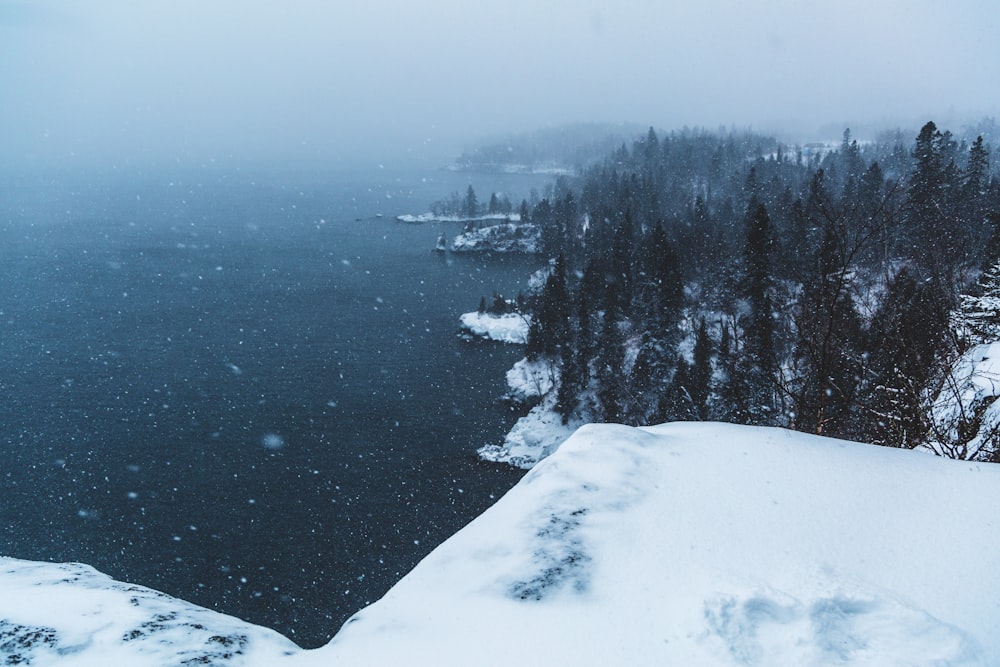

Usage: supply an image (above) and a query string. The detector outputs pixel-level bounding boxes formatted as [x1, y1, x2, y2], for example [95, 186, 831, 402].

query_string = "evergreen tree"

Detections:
[525, 317, 545, 361]
[690, 317, 713, 420]
[464, 185, 479, 218]
[739, 200, 778, 421]
[630, 333, 674, 423]
[954, 258, 1000, 347]
[962, 135, 992, 254]
[658, 356, 697, 422]
[555, 323, 582, 423]
[861, 267, 955, 447]
[640, 221, 684, 327]
[907, 121, 963, 272]
[792, 214, 864, 437]
[595, 309, 626, 423]
[534, 255, 571, 356]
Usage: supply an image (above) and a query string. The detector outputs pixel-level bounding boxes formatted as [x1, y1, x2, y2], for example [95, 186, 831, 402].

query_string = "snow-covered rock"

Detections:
[504, 357, 557, 403]
[478, 387, 580, 468]
[5, 423, 1000, 666]
[0, 558, 300, 666]
[458, 311, 530, 344]
[451, 222, 539, 253]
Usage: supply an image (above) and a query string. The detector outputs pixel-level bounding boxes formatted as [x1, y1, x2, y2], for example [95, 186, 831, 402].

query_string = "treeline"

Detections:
[518, 123, 1000, 450]
[431, 185, 520, 218]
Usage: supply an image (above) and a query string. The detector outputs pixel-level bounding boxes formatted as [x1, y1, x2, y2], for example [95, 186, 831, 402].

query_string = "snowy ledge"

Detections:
[4, 422, 998, 665]
[458, 311, 530, 344]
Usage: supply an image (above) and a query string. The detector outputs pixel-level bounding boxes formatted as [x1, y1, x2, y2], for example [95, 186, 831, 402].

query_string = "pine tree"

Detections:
[535, 255, 571, 356]
[861, 267, 955, 447]
[464, 185, 479, 218]
[640, 221, 684, 327]
[962, 135, 992, 254]
[739, 200, 777, 421]
[555, 323, 582, 424]
[954, 258, 1000, 347]
[907, 121, 963, 272]
[793, 214, 864, 437]
[595, 309, 626, 423]
[690, 317, 713, 420]
[658, 356, 697, 422]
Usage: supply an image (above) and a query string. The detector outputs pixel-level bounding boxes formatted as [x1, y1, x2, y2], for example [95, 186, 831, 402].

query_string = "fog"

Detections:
[3, 0, 999, 169]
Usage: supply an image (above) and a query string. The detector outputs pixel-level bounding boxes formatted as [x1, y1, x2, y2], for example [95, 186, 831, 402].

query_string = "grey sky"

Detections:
[3, 0, 999, 168]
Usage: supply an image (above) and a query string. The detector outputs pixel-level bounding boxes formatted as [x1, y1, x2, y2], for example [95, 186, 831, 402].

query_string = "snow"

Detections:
[395, 212, 522, 224]
[504, 356, 557, 403]
[4, 423, 1000, 666]
[458, 311, 530, 344]
[451, 222, 540, 253]
[926, 340, 1000, 460]
[0, 558, 299, 666]
[477, 394, 578, 468]
[475, 355, 574, 468]
[305, 423, 1000, 665]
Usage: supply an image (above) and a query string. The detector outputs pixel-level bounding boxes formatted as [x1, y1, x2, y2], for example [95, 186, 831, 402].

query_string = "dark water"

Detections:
[0, 165, 548, 647]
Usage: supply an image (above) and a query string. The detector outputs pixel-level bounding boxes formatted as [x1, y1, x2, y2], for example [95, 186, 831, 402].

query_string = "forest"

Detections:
[512, 121, 1000, 459]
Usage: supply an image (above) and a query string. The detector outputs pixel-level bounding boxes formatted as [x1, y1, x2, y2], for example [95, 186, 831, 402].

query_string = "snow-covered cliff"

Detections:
[4, 422, 999, 666]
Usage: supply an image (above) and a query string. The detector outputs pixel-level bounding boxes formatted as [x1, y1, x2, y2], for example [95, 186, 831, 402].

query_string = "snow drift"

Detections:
[3, 422, 999, 666]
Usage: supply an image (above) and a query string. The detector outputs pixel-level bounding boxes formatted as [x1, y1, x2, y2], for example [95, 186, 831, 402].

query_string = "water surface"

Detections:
[0, 165, 548, 646]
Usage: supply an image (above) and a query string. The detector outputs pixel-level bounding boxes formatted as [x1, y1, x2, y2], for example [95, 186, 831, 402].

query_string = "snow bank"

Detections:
[926, 340, 1000, 460]
[5, 423, 999, 666]
[0, 558, 299, 666]
[313, 423, 1000, 666]
[458, 311, 530, 344]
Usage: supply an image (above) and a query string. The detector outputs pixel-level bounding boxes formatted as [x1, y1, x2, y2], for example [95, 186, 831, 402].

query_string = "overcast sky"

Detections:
[3, 0, 999, 168]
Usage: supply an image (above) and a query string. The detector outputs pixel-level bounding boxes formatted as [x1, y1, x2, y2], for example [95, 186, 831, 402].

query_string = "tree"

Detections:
[861, 267, 955, 448]
[791, 214, 864, 437]
[954, 258, 1000, 348]
[690, 317, 713, 420]
[906, 121, 962, 273]
[519, 199, 530, 223]
[595, 309, 626, 423]
[657, 356, 697, 422]
[962, 135, 993, 255]
[464, 185, 479, 218]
[639, 221, 684, 327]
[739, 200, 778, 417]
[533, 255, 571, 357]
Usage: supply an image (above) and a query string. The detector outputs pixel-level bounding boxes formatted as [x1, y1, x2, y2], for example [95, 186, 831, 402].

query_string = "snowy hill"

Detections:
[4, 423, 999, 666]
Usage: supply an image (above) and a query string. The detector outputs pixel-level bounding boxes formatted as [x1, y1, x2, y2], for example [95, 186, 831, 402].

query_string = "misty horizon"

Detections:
[3, 1, 999, 170]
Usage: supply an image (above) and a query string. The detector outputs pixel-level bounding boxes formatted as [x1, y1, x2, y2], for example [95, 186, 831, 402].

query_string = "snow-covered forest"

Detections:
[507, 121, 1000, 461]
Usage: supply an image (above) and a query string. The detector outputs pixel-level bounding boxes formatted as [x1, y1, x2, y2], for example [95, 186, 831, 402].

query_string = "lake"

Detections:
[0, 163, 553, 647]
